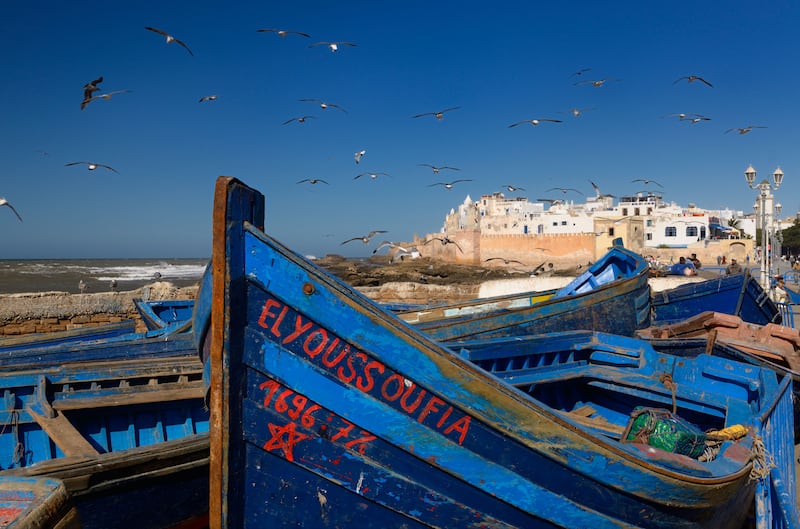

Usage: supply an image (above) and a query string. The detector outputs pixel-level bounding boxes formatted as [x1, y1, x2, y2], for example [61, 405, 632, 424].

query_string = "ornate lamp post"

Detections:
[744, 165, 784, 290]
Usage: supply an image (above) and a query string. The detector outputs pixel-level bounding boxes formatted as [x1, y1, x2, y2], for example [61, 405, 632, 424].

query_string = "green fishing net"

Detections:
[623, 407, 707, 459]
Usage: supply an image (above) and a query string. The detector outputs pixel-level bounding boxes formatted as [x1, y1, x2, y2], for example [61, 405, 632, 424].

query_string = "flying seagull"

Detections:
[418, 163, 460, 174]
[631, 178, 663, 187]
[574, 78, 620, 87]
[673, 75, 713, 88]
[82, 90, 132, 109]
[199, 95, 218, 102]
[502, 185, 525, 192]
[686, 115, 711, 124]
[65, 161, 118, 173]
[341, 230, 387, 245]
[509, 118, 562, 128]
[725, 125, 767, 135]
[354, 150, 366, 164]
[0, 197, 22, 222]
[413, 107, 461, 120]
[424, 236, 463, 253]
[546, 187, 583, 195]
[256, 29, 310, 38]
[309, 41, 357, 52]
[298, 99, 347, 113]
[82, 76, 103, 103]
[537, 198, 564, 206]
[569, 68, 591, 78]
[562, 107, 596, 117]
[428, 179, 472, 190]
[590, 181, 614, 199]
[354, 172, 389, 180]
[297, 178, 329, 185]
[283, 116, 315, 125]
[485, 257, 525, 266]
[145, 27, 194, 56]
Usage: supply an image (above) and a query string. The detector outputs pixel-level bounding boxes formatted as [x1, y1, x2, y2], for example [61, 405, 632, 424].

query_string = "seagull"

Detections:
[256, 29, 311, 38]
[725, 125, 767, 135]
[372, 240, 410, 254]
[418, 163, 460, 174]
[664, 112, 710, 124]
[283, 116, 315, 125]
[199, 95, 218, 102]
[65, 161, 118, 173]
[82, 76, 103, 103]
[309, 41, 357, 52]
[0, 198, 22, 222]
[574, 78, 620, 87]
[590, 181, 614, 199]
[631, 178, 663, 187]
[674, 75, 713, 88]
[562, 107, 596, 117]
[354, 172, 389, 180]
[354, 150, 366, 164]
[81, 90, 132, 109]
[412, 107, 461, 120]
[145, 27, 194, 56]
[341, 230, 387, 245]
[298, 99, 347, 113]
[509, 118, 562, 127]
[485, 257, 525, 266]
[428, 179, 472, 190]
[537, 198, 564, 206]
[502, 185, 525, 192]
[546, 187, 583, 195]
[569, 68, 591, 78]
[686, 115, 711, 124]
[297, 178, 329, 185]
[424, 236, 463, 253]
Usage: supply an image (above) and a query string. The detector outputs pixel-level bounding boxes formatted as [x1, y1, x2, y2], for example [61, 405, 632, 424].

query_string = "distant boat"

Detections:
[0, 355, 209, 529]
[396, 241, 651, 341]
[133, 298, 197, 331]
[651, 272, 781, 326]
[0, 476, 79, 528]
[204, 176, 795, 528]
[0, 319, 136, 353]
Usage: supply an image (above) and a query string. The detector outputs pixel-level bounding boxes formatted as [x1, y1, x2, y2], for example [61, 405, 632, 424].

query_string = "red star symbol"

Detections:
[263, 422, 309, 462]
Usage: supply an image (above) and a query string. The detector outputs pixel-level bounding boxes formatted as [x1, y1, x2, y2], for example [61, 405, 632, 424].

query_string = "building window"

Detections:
[665, 227, 677, 237]
[646, 219, 654, 227]
[609, 227, 615, 237]
[700, 227, 706, 239]
[552, 222, 558, 227]
[686, 226, 698, 237]
[634, 208, 640, 216]
[561, 221, 567, 226]
[646, 233, 653, 241]
[622, 208, 628, 216]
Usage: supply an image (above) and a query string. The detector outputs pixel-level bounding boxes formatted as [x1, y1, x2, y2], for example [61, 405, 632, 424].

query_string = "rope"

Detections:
[749, 435, 775, 482]
[0, 410, 25, 468]
[659, 373, 677, 414]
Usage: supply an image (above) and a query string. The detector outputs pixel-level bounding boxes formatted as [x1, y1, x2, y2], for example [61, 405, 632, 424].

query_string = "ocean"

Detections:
[0, 258, 209, 294]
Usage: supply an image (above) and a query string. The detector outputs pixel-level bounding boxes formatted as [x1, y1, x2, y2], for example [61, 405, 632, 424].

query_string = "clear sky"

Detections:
[3, 1, 799, 259]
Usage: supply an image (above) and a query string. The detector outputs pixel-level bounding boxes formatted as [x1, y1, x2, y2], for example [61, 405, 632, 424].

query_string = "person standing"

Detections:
[771, 276, 789, 304]
[725, 258, 742, 275]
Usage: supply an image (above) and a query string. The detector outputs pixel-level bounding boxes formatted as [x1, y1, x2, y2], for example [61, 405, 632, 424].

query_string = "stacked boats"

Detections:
[2, 175, 798, 528]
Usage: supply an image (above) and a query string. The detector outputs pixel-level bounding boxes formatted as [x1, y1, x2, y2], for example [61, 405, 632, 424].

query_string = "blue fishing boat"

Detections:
[395, 242, 651, 341]
[133, 298, 196, 331]
[0, 356, 210, 529]
[0, 320, 136, 354]
[0, 476, 79, 528]
[206, 176, 793, 528]
[651, 272, 781, 326]
[0, 323, 198, 371]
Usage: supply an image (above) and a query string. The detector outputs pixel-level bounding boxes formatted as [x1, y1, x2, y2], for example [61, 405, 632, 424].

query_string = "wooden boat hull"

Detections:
[0, 476, 80, 529]
[207, 176, 789, 529]
[651, 273, 781, 326]
[0, 357, 209, 529]
[133, 298, 196, 331]
[398, 246, 651, 342]
[0, 320, 136, 353]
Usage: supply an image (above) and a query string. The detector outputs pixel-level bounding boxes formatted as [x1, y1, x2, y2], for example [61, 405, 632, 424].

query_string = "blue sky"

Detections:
[2, 1, 799, 258]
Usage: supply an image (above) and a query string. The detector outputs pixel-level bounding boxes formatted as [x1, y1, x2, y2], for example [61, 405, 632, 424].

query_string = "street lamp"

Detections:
[744, 165, 784, 290]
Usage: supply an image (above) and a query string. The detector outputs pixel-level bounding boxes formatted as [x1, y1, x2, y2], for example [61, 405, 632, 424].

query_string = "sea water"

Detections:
[0, 258, 209, 294]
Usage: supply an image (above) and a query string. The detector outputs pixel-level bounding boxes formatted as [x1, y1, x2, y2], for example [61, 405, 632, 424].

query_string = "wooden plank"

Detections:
[52, 384, 205, 411]
[27, 406, 98, 458]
